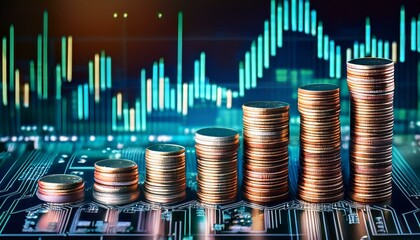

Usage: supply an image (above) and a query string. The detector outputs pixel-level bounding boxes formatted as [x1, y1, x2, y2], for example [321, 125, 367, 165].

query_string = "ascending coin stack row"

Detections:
[242, 101, 290, 204]
[37, 174, 85, 203]
[93, 159, 140, 205]
[195, 127, 240, 205]
[144, 144, 186, 203]
[298, 84, 344, 203]
[347, 58, 394, 203]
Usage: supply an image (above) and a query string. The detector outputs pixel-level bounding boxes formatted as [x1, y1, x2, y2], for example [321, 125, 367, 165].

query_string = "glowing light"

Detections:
[251, 41, 257, 88]
[384, 41, 390, 59]
[317, 21, 323, 59]
[346, 48, 352, 61]
[94, 53, 100, 102]
[135, 99, 141, 131]
[270, 0, 277, 56]
[365, 17, 371, 55]
[200, 52, 206, 99]
[23, 83, 29, 108]
[264, 21, 269, 69]
[177, 12, 183, 113]
[378, 39, 383, 58]
[323, 35, 329, 60]
[113, 13, 118, 18]
[61, 36, 66, 79]
[10, 25, 14, 92]
[43, 12, 48, 98]
[140, 69, 146, 131]
[194, 60, 199, 98]
[182, 83, 188, 116]
[257, 35, 263, 78]
[335, 46, 341, 79]
[298, 0, 303, 32]
[159, 78, 164, 111]
[2, 37, 6, 106]
[411, 17, 416, 51]
[360, 43, 365, 58]
[399, 6, 405, 62]
[226, 90, 232, 109]
[165, 77, 170, 109]
[15, 69, 20, 108]
[284, 0, 289, 30]
[37, 34, 42, 99]
[372, 36, 377, 57]
[123, 13, 128, 18]
[216, 87, 222, 107]
[147, 79, 152, 113]
[304, 0, 309, 34]
[100, 51, 105, 90]
[152, 61, 158, 110]
[117, 92, 122, 119]
[277, 4, 283, 47]
[189, 83, 194, 107]
[56, 65, 61, 100]
[239, 61, 245, 96]
[310, 10, 316, 36]
[129, 108, 135, 132]
[329, 40, 335, 78]
[353, 41, 359, 59]
[245, 52, 251, 89]
[392, 41, 398, 63]
[106, 56, 112, 88]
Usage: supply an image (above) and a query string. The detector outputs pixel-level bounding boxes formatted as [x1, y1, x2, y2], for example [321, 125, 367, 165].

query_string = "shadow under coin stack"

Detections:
[195, 127, 239, 205]
[37, 174, 85, 203]
[347, 58, 394, 203]
[242, 101, 290, 204]
[298, 84, 344, 203]
[93, 159, 139, 205]
[144, 144, 186, 204]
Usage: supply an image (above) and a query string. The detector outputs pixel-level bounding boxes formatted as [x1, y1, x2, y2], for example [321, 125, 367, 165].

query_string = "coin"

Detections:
[347, 57, 394, 203]
[37, 174, 85, 203]
[195, 127, 239, 205]
[93, 158, 139, 205]
[297, 84, 344, 203]
[144, 144, 186, 204]
[94, 159, 138, 173]
[242, 101, 290, 204]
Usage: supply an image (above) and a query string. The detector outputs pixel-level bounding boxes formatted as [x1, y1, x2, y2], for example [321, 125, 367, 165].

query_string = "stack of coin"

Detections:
[93, 159, 139, 205]
[37, 174, 84, 203]
[195, 127, 239, 205]
[242, 101, 290, 204]
[347, 58, 394, 203]
[298, 84, 344, 203]
[144, 144, 186, 204]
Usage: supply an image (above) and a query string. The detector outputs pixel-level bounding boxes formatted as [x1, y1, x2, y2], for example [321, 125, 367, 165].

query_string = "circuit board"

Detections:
[0, 129, 419, 240]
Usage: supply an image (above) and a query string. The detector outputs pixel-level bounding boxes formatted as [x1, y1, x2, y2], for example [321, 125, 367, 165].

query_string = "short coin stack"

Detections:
[93, 159, 139, 205]
[37, 174, 85, 203]
[195, 127, 239, 205]
[347, 57, 394, 203]
[144, 144, 186, 204]
[298, 84, 344, 203]
[242, 101, 290, 204]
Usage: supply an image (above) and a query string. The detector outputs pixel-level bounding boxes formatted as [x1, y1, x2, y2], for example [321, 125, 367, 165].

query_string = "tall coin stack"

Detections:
[242, 101, 290, 204]
[195, 127, 239, 205]
[93, 159, 140, 205]
[347, 58, 394, 203]
[144, 144, 186, 204]
[298, 84, 344, 203]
